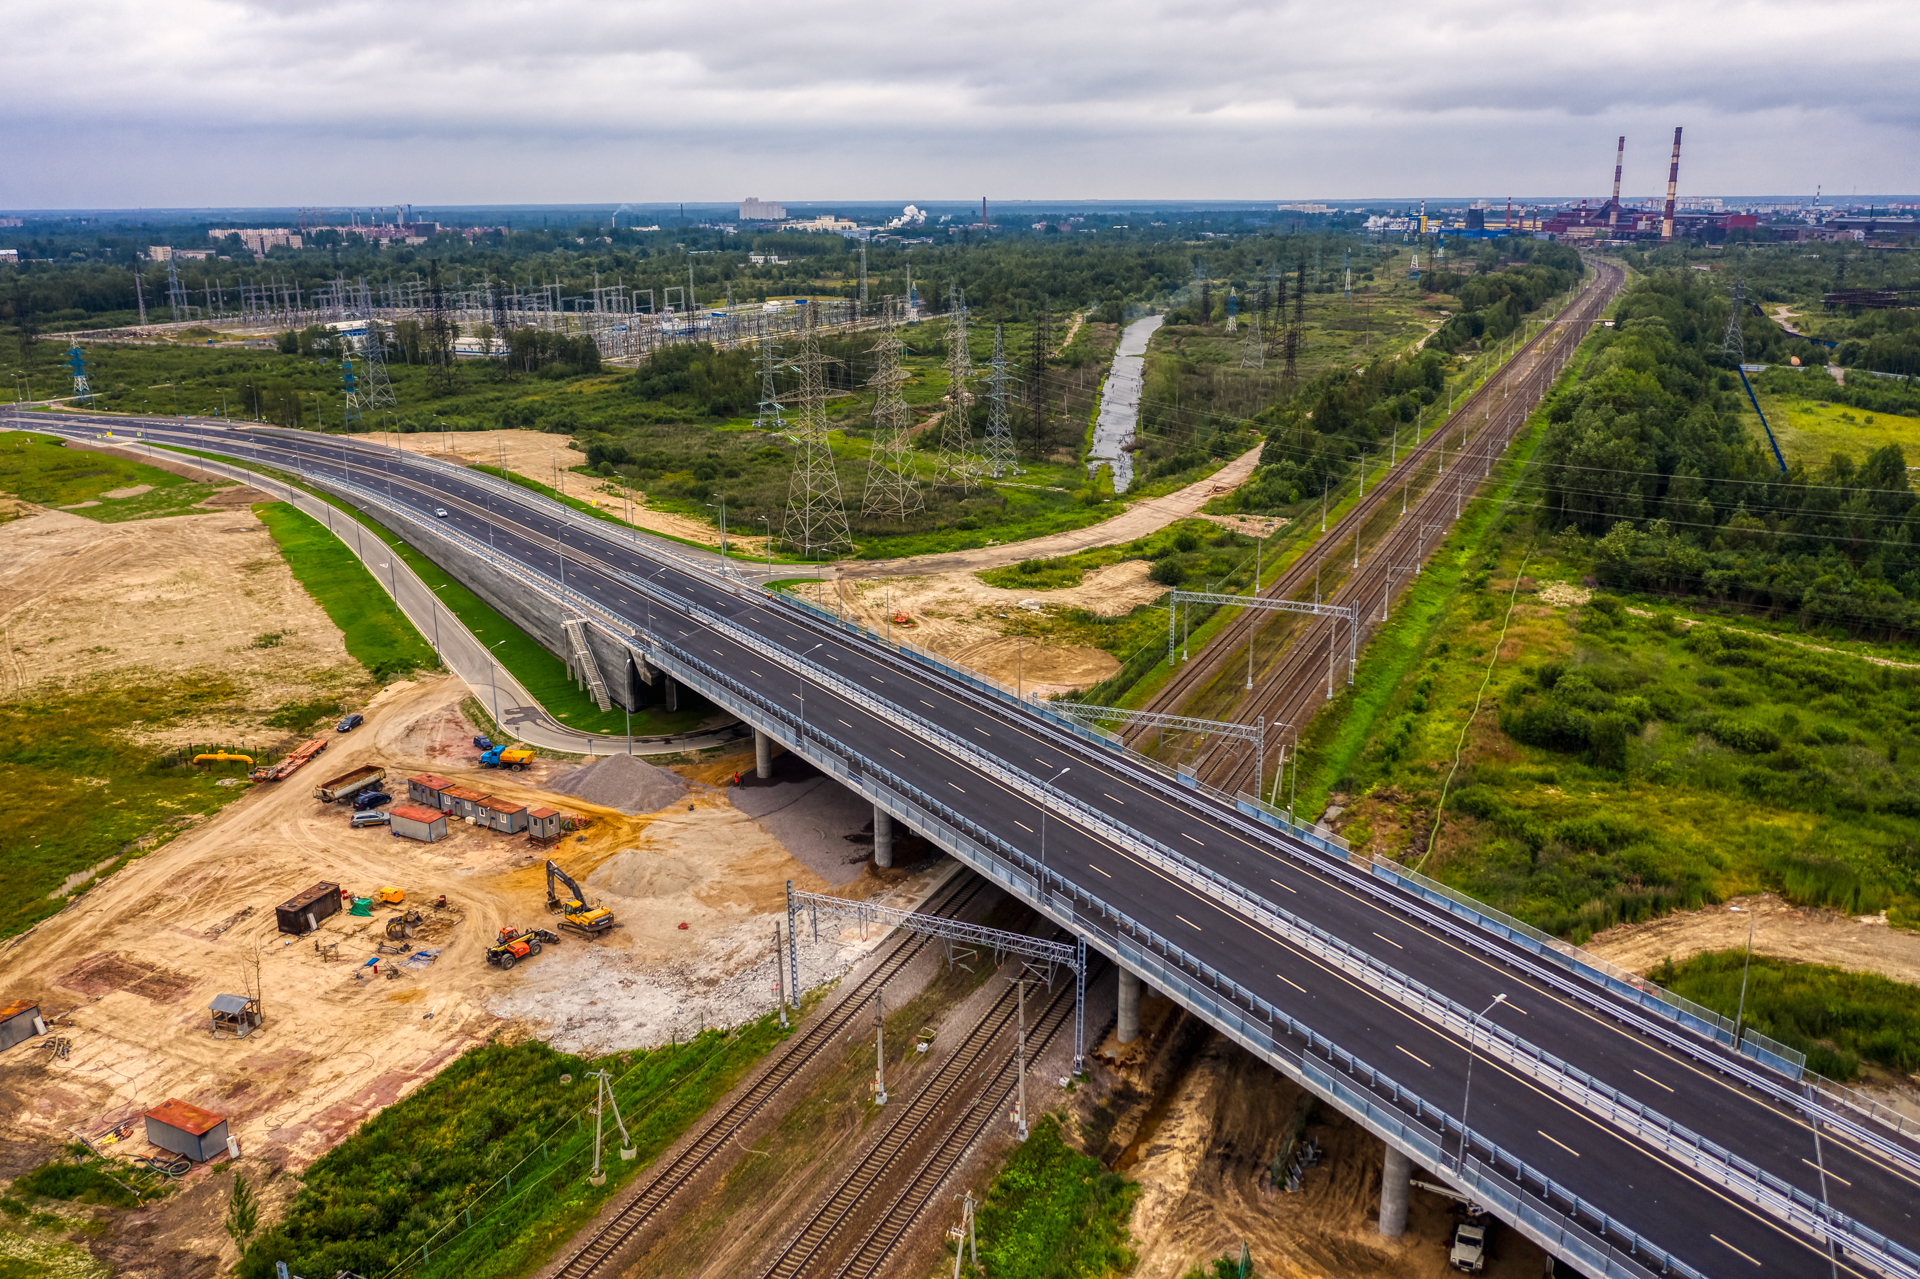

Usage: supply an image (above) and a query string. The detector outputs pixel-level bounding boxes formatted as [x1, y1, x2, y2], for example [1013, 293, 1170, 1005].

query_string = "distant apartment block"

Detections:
[0, 217, 22, 227]
[740, 197, 786, 222]
[148, 245, 214, 261]
[211, 228, 305, 256]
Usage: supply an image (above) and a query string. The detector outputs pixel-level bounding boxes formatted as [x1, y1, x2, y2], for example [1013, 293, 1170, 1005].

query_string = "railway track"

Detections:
[1144, 259, 1624, 792]
[830, 961, 1098, 1279]
[545, 872, 990, 1279]
[758, 952, 1092, 1279]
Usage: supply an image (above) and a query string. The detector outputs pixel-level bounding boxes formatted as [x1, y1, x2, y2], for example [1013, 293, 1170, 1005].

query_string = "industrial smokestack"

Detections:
[1609, 135, 1625, 228]
[1661, 127, 1682, 242]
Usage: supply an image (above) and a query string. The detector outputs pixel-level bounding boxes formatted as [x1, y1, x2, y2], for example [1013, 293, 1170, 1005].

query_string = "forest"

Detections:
[1537, 270, 1919, 634]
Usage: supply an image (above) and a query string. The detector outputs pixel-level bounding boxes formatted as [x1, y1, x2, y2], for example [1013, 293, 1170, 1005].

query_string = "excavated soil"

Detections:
[822, 560, 1164, 696]
[385, 429, 756, 552]
[0, 505, 369, 724]
[0, 672, 928, 1276]
[1073, 1003, 1546, 1279]
[1586, 892, 1920, 987]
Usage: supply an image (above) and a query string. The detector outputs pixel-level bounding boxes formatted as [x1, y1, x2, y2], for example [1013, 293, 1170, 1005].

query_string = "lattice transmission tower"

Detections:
[1722, 275, 1747, 365]
[935, 286, 981, 488]
[67, 346, 92, 405]
[1282, 258, 1306, 384]
[861, 299, 924, 519]
[353, 280, 396, 415]
[1239, 312, 1264, 369]
[983, 324, 1020, 478]
[1225, 288, 1239, 333]
[782, 310, 852, 558]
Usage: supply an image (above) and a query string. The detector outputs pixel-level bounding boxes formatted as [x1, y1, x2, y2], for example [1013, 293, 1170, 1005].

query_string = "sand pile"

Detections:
[552, 751, 690, 814]
[588, 847, 707, 898]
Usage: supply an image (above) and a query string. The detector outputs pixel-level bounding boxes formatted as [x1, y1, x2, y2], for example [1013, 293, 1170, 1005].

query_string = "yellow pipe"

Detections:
[193, 752, 254, 766]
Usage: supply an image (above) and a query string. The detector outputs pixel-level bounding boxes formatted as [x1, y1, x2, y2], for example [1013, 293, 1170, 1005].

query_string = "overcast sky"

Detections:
[7, 0, 1917, 209]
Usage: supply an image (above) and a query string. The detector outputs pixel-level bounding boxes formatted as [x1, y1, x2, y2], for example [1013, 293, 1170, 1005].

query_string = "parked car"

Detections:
[1450, 1222, 1488, 1273]
[473, 735, 494, 751]
[352, 790, 393, 811]
[350, 811, 390, 829]
[434, 508, 449, 517]
[336, 713, 364, 732]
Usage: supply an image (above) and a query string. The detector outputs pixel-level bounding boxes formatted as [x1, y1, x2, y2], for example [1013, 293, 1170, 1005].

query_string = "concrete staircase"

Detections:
[562, 617, 613, 712]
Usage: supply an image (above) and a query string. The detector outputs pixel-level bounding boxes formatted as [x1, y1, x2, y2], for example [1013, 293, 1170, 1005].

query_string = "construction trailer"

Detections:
[389, 804, 448, 843]
[0, 1000, 46, 1051]
[208, 993, 262, 1040]
[527, 807, 564, 848]
[443, 786, 491, 823]
[275, 881, 343, 936]
[407, 773, 456, 809]
[478, 797, 529, 834]
[143, 1098, 229, 1163]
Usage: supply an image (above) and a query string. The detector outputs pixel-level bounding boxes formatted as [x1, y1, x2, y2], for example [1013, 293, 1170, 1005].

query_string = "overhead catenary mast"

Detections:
[861, 299, 924, 519]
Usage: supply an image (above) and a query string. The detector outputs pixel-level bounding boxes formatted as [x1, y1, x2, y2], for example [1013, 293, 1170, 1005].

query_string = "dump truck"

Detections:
[546, 861, 615, 939]
[313, 764, 385, 804]
[480, 743, 535, 771]
[251, 737, 327, 782]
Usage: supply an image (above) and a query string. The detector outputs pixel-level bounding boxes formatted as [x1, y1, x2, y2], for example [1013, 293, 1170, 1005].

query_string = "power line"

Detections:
[781, 307, 852, 558]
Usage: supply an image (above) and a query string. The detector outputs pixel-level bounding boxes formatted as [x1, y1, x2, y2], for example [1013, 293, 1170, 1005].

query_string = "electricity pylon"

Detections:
[983, 323, 1020, 478]
[862, 299, 924, 518]
[1722, 274, 1747, 365]
[782, 309, 853, 558]
[1240, 312, 1264, 370]
[935, 287, 981, 488]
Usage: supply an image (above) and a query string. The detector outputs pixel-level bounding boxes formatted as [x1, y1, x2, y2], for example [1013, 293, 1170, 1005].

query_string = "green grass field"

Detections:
[0, 430, 235, 522]
[254, 502, 440, 683]
[238, 1024, 792, 1279]
[0, 673, 257, 939]
[962, 1115, 1138, 1279]
[1742, 393, 1920, 465]
[1655, 952, 1920, 1081]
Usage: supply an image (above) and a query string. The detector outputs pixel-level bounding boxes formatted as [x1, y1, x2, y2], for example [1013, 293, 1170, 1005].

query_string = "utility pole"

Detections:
[872, 989, 888, 1105]
[586, 1069, 635, 1186]
[1013, 976, 1029, 1140]
[775, 923, 788, 1029]
[951, 1192, 979, 1279]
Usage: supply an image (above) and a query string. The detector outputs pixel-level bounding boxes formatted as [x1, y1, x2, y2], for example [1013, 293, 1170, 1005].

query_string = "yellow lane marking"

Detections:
[1536, 1130, 1580, 1158]
[1090, 863, 1112, 878]
[1371, 931, 1404, 950]
[1713, 1236, 1763, 1267]
[1634, 1069, 1673, 1093]
[1396, 1045, 1433, 1069]
[1175, 914, 1202, 931]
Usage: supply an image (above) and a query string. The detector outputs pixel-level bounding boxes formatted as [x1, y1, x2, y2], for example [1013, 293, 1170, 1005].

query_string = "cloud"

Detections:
[4, 0, 1915, 205]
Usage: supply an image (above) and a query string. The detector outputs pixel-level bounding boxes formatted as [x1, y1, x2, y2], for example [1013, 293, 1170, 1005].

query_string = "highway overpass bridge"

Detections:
[17, 409, 1920, 1279]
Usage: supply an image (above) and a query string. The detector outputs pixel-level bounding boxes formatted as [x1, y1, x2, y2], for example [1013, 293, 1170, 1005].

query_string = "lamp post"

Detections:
[758, 515, 773, 574]
[486, 639, 509, 728]
[428, 582, 450, 657]
[1456, 993, 1506, 1173]
[1037, 766, 1071, 886]
[706, 500, 728, 571]
[1730, 904, 1757, 1040]
[796, 643, 824, 734]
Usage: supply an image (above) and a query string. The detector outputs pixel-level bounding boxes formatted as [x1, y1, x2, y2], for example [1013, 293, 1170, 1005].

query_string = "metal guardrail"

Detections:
[111, 423, 1920, 1270]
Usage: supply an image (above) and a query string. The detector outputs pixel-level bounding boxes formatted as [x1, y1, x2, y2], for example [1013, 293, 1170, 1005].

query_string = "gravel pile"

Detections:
[551, 752, 690, 815]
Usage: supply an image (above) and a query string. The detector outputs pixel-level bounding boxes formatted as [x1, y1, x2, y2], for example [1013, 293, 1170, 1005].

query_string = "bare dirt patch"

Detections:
[385, 429, 750, 552]
[1586, 892, 1920, 987]
[0, 505, 369, 727]
[820, 560, 1162, 694]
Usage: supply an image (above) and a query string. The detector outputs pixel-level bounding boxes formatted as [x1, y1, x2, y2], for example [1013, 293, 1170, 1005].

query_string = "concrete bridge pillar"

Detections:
[754, 729, 773, 780]
[1378, 1144, 1411, 1238]
[873, 808, 894, 869]
[1117, 968, 1142, 1044]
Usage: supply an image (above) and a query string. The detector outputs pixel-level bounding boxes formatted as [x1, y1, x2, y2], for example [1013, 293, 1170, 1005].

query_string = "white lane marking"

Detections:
[838, 719, 853, 728]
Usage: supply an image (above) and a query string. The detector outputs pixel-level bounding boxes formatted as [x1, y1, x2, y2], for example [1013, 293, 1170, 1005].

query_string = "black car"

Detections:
[352, 790, 393, 811]
[337, 713, 364, 732]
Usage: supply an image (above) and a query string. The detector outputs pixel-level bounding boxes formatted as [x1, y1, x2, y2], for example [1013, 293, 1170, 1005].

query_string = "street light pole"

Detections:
[1456, 993, 1506, 1173]
[1037, 766, 1071, 886]
[428, 582, 450, 657]
[487, 638, 509, 728]
[1732, 904, 1757, 1040]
